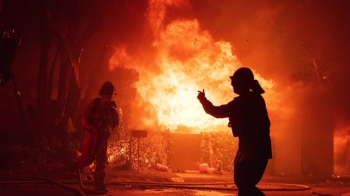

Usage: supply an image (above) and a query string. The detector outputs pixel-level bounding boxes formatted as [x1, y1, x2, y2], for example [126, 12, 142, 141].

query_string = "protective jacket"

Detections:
[198, 91, 272, 164]
[77, 98, 120, 168]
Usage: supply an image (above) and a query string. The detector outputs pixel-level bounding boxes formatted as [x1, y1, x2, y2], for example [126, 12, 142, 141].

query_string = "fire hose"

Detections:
[0, 174, 86, 196]
[0, 174, 311, 195]
[71, 180, 311, 192]
[76, 105, 116, 195]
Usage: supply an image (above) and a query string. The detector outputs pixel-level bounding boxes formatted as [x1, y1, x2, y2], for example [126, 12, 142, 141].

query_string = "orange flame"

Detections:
[109, 1, 276, 132]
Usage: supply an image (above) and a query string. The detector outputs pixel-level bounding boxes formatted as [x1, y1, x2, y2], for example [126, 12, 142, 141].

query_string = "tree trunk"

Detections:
[78, 45, 112, 118]
[62, 66, 80, 128]
[11, 71, 26, 135]
[56, 53, 71, 120]
[37, 33, 52, 134]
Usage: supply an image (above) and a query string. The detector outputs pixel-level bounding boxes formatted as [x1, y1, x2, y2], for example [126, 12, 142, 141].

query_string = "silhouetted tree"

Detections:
[17, 0, 119, 140]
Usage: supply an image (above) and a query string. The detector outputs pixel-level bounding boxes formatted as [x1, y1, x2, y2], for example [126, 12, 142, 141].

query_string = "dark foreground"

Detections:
[1, 168, 350, 196]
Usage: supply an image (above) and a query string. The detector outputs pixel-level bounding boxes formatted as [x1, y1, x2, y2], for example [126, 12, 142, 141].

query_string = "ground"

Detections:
[1, 164, 350, 196]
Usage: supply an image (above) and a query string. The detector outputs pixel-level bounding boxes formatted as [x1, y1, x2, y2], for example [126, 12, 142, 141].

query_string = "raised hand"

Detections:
[197, 89, 206, 100]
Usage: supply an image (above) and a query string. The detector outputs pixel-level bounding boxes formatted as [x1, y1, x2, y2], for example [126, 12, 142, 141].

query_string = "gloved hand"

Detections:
[197, 89, 206, 101]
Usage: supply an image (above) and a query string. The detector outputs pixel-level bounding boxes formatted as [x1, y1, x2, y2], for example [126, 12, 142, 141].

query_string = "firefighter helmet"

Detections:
[99, 81, 116, 95]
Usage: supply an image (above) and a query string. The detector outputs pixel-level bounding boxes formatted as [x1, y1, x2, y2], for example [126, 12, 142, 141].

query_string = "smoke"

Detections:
[110, 0, 279, 131]
[334, 122, 350, 175]
[189, 1, 350, 124]
[186, 0, 350, 174]
[107, 1, 350, 135]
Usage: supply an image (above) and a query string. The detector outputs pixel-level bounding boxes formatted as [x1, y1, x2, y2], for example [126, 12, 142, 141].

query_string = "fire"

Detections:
[147, 0, 190, 36]
[109, 1, 275, 132]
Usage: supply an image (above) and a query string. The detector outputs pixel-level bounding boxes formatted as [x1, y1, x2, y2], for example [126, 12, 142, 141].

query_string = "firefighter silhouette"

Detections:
[197, 67, 271, 196]
[76, 81, 120, 192]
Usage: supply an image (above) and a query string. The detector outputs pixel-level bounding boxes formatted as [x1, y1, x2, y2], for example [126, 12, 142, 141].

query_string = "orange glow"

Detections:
[109, 45, 130, 71]
[147, 0, 190, 36]
[109, 1, 276, 132]
[107, 145, 127, 163]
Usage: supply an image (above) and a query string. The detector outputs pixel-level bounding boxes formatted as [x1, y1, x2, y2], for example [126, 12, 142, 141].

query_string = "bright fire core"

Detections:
[109, 2, 275, 131]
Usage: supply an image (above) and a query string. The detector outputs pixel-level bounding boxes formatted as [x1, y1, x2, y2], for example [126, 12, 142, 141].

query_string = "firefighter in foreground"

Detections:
[76, 81, 120, 193]
[197, 67, 272, 196]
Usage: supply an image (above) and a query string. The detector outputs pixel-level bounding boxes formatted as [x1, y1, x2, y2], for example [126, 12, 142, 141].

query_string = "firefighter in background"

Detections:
[197, 67, 272, 196]
[76, 81, 120, 192]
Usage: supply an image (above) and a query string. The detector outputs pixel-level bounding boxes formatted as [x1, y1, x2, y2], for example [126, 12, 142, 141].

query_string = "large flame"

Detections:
[110, 0, 276, 132]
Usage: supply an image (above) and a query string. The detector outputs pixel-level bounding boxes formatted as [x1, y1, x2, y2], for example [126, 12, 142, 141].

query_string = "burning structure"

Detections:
[106, 0, 337, 177]
[0, 0, 349, 178]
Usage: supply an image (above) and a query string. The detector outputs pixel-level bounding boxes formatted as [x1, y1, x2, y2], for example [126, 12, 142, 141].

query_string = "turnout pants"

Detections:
[234, 159, 268, 196]
[76, 131, 109, 189]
